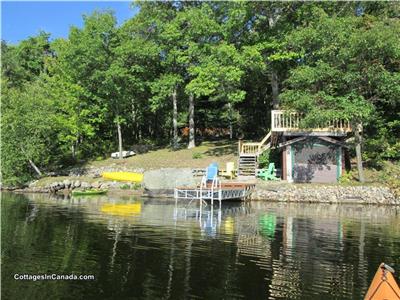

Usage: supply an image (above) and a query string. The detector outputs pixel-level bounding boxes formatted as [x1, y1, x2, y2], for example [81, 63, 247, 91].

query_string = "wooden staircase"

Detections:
[237, 110, 352, 178]
[238, 155, 258, 176]
[238, 131, 272, 177]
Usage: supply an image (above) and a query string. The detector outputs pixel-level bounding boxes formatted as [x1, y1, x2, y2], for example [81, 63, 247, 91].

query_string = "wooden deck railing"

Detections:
[238, 110, 352, 156]
[239, 132, 271, 156]
[271, 110, 352, 132]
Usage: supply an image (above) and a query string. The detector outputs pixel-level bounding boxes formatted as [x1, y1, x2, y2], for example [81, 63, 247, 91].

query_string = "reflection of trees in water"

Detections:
[3, 193, 400, 299]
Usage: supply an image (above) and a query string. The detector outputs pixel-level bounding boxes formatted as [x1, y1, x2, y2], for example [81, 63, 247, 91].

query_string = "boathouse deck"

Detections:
[237, 110, 352, 176]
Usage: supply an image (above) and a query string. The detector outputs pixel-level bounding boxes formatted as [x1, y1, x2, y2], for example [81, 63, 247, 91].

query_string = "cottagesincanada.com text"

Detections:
[14, 273, 95, 281]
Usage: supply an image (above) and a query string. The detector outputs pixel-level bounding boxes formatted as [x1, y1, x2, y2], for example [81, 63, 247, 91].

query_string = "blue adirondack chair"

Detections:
[206, 163, 218, 181]
[258, 163, 279, 181]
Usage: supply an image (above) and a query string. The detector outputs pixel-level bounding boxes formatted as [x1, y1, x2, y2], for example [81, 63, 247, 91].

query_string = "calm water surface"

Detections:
[2, 192, 400, 300]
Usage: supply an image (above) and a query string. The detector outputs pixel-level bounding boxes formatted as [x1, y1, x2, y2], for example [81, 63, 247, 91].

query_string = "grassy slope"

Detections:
[34, 140, 238, 187]
[32, 140, 399, 197]
[87, 140, 238, 170]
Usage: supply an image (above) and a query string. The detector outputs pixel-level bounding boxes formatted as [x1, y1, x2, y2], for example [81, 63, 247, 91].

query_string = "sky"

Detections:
[1, 1, 139, 44]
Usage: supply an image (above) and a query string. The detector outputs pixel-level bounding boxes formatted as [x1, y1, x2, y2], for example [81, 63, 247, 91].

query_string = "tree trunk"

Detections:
[117, 120, 123, 160]
[131, 101, 136, 142]
[71, 143, 76, 159]
[271, 69, 279, 109]
[172, 87, 178, 149]
[228, 102, 233, 139]
[355, 124, 365, 182]
[268, 12, 280, 109]
[188, 93, 195, 149]
[29, 159, 42, 176]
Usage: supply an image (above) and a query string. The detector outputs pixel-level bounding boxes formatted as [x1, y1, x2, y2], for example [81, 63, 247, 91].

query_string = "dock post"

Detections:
[218, 180, 222, 208]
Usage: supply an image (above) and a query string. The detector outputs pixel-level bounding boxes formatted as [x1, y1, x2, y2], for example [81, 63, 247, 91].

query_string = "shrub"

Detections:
[132, 183, 141, 190]
[119, 184, 131, 190]
[119, 183, 142, 190]
[338, 170, 357, 184]
[258, 149, 281, 169]
[258, 150, 270, 169]
[192, 152, 203, 159]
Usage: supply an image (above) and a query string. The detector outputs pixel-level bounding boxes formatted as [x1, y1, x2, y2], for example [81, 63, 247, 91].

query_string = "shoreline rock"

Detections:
[3, 167, 399, 205]
[250, 185, 399, 205]
[11, 179, 143, 195]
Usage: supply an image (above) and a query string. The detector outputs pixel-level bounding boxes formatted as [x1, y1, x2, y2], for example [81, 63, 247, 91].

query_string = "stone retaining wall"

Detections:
[251, 185, 399, 205]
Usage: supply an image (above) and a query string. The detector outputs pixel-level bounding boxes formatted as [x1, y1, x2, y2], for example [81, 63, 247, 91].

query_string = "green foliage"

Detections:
[2, 3, 399, 186]
[119, 184, 131, 190]
[119, 183, 142, 190]
[258, 150, 271, 169]
[1, 80, 60, 185]
[258, 149, 281, 169]
[192, 152, 203, 159]
[133, 183, 142, 190]
[338, 170, 357, 184]
[280, 9, 400, 158]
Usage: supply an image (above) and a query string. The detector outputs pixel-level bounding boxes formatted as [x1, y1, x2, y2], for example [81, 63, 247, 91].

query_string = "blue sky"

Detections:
[1, 1, 139, 44]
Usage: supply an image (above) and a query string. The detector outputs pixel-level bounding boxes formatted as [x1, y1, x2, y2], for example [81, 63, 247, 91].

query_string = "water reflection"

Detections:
[2, 193, 400, 300]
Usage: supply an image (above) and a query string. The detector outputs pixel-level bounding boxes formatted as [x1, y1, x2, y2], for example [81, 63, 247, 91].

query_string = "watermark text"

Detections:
[14, 273, 95, 281]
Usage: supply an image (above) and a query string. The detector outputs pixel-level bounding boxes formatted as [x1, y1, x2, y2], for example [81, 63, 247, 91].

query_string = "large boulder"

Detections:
[81, 182, 91, 189]
[73, 180, 81, 188]
[63, 179, 71, 189]
[143, 168, 195, 191]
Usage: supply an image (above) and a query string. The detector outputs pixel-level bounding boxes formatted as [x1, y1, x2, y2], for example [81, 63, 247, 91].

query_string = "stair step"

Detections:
[238, 151, 257, 178]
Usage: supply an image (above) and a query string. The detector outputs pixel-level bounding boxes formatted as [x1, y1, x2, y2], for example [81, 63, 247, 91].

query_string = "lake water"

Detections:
[2, 192, 400, 300]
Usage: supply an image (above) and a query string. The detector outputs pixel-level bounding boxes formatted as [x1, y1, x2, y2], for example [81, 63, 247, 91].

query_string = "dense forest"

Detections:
[1, 2, 399, 186]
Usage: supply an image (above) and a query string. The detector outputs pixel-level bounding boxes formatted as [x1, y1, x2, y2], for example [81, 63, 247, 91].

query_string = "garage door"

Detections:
[292, 140, 339, 183]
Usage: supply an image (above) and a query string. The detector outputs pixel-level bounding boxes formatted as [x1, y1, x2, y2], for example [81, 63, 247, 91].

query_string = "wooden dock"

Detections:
[174, 181, 255, 204]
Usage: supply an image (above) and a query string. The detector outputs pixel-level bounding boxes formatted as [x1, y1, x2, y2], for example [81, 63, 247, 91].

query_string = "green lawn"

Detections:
[87, 140, 238, 170]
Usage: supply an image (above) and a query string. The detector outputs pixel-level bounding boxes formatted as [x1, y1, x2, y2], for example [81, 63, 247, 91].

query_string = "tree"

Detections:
[133, 3, 183, 148]
[1, 80, 59, 184]
[2, 2, 399, 186]
[173, 4, 223, 148]
[1, 32, 51, 88]
[55, 11, 123, 157]
[280, 6, 399, 181]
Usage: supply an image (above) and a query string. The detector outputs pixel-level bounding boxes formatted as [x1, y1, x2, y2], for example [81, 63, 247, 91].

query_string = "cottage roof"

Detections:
[278, 136, 347, 148]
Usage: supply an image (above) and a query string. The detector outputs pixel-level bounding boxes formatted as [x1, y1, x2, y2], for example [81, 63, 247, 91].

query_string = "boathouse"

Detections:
[279, 136, 346, 183]
[238, 110, 351, 183]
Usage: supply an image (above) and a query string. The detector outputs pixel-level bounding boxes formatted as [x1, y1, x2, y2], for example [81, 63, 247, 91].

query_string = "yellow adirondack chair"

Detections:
[220, 162, 236, 179]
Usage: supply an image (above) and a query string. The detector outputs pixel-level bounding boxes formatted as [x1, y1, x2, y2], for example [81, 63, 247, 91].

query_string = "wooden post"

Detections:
[238, 138, 242, 155]
[282, 148, 286, 180]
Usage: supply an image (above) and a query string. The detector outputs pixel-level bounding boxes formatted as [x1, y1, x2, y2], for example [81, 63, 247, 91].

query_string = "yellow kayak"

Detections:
[102, 171, 143, 182]
[364, 263, 400, 300]
[101, 203, 142, 216]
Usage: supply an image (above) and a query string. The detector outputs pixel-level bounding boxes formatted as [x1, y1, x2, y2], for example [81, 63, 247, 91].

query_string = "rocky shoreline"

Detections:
[6, 178, 140, 194]
[2, 167, 399, 205]
[251, 184, 399, 205]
